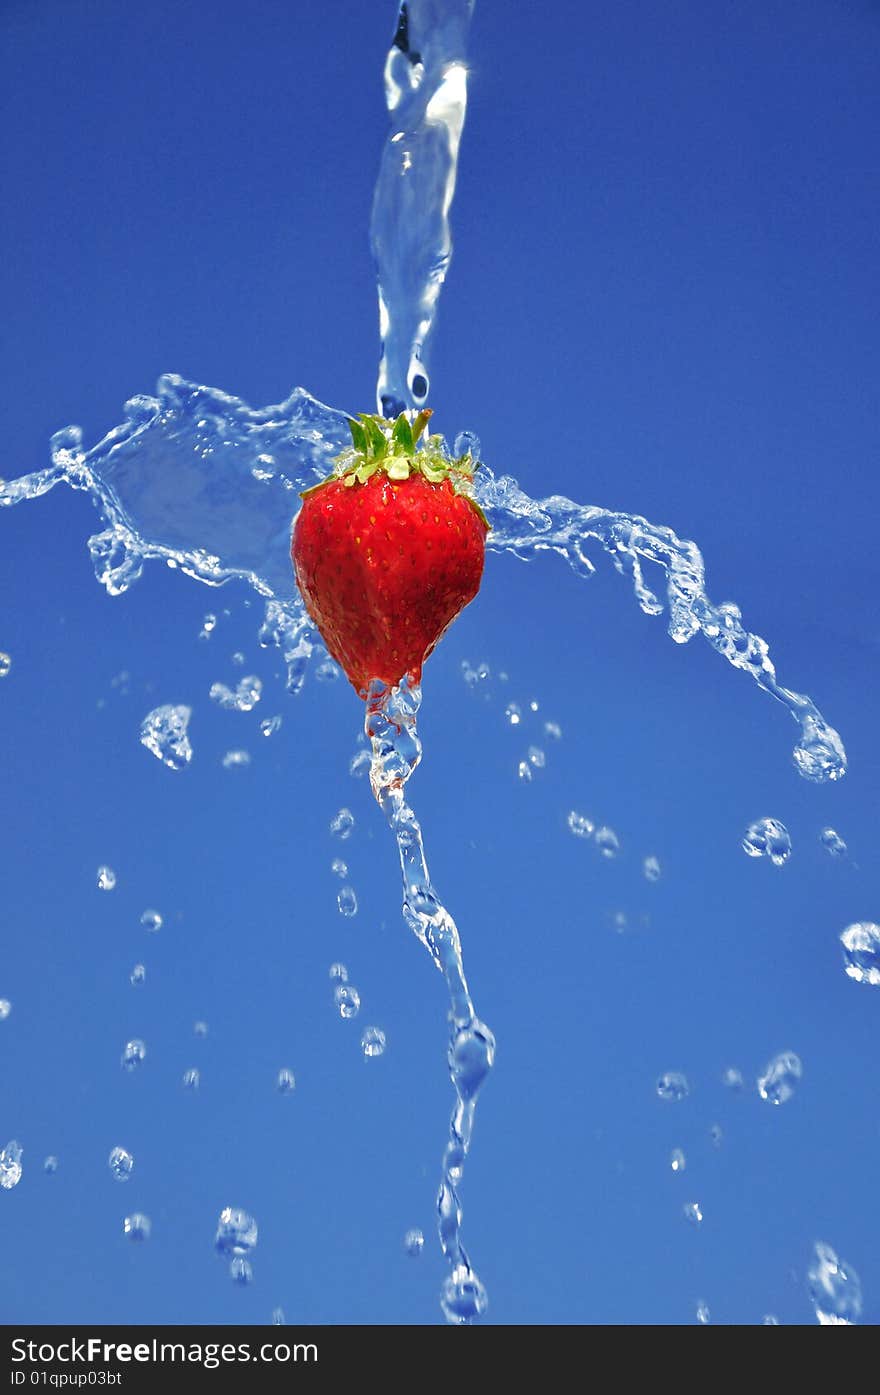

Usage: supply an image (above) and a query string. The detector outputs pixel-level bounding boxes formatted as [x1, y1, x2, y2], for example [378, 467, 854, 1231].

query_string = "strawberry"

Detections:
[291, 410, 489, 697]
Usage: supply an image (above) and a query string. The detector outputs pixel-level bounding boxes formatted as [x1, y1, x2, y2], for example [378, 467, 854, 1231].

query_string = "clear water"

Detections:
[0, 0, 869, 1326]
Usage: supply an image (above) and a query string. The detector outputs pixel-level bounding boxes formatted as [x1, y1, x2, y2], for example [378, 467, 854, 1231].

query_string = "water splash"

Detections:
[372, 1, 475, 416]
[0, 0, 854, 1331]
[365, 676, 493, 1322]
[0, 377, 846, 785]
[476, 470, 847, 784]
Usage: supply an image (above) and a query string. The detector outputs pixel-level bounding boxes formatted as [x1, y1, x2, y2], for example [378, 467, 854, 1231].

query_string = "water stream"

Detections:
[0, 0, 850, 1324]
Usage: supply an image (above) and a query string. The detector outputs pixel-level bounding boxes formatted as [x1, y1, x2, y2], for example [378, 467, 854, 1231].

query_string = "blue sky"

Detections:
[1, 0, 879, 1325]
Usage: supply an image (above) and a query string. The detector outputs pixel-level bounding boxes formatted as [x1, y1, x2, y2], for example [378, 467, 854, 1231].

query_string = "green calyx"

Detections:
[300, 410, 489, 529]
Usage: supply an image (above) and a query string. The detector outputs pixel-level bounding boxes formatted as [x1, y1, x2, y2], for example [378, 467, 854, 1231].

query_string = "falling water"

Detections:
[372, 0, 475, 417]
[0, 0, 854, 1326]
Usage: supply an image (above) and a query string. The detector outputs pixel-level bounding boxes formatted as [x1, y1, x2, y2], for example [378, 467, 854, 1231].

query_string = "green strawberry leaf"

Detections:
[365, 415, 388, 460]
[347, 417, 367, 454]
[391, 413, 414, 454]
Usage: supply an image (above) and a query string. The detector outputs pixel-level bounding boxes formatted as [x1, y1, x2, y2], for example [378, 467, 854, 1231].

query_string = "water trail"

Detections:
[365, 676, 493, 1323]
[372, 1, 475, 417]
[475, 469, 847, 782]
[0, 385, 847, 783]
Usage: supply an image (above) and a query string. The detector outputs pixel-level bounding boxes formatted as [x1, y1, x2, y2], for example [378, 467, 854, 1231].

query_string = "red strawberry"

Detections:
[291, 410, 489, 697]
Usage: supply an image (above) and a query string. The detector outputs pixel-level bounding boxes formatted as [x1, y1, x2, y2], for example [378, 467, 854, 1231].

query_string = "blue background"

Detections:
[1, 0, 879, 1325]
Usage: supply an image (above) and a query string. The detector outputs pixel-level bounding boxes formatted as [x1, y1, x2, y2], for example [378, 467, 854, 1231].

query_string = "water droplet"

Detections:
[453, 430, 480, 459]
[129, 964, 146, 987]
[819, 827, 847, 858]
[231, 651, 245, 667]
[449, 1022, 495, 1101]
[361, 1026, 386, 1058]
[0, 1141, 23, 1190]
[329, 962, 348, 984]
[696, 1300, 710, 1324]
[657, 1071, 690, 1102]
[762, 1314, 780, 1325]
[260, 715, 282, 737]
[140, 704, 193, 770]
[334, 985, 360, 1020]
[230, 1257, 254, 1285]
[182, 1067, 200, 1091]
[194, 1020, 209, 1038]
[271, 1307, 285, 1325]
[210, 675, 262, 712]
[440, 1265, 489, 1324]
[121, 1039, 146, 1072]
[276, 1068, 296, 1094]
[337, 886, 358, 918]
[517, 760, 532, 782]
[0, 1000, 11, 1021]
[221, 749, 251, 768]
[793, 717, 847, 783]
[124, 1213, 151, 1242]
[670, 1148, 686, 1173]
[331, 858, 348, 879]
[544, 720, 562, 740]
[757, 1050, 802, 1105]
[0, 653, 11, 678]
[215, 1207, 258, 1257]
[840, 923, 880, 986]
[315, 657, 340, 682]
[567, 810, 595, 839]
[108, 1147, 134, 1182]
[709, 1123, 723, 1149]
[683, 1201, 703, 1227]
[140, 908, 162, 933]
[643, 855, 662, 882]
[403, 1228, 424, 1257]
[722, 1066, 744, 1091]
[330, 808, 355, 840]
[742, 818, 791, 866]
[349, 749, 372, 779]
[808, 1242, 862, 1324]
[505, 702, 521, 726]
[527, 746, 545, 769]
[529, 699, 539, 712]
[198, 613, 217, 640]
[43, 1156, 58, 1175]
[595, 826, 620, 859]
[97, 865, 116, 891]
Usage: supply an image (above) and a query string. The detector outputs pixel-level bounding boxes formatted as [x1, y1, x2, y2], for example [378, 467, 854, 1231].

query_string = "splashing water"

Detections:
[0, 0, 855, 1327]
[757, 1051, 802, 1106]
[0, 378, 846, 787]
[0, 377, 847, 1320]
